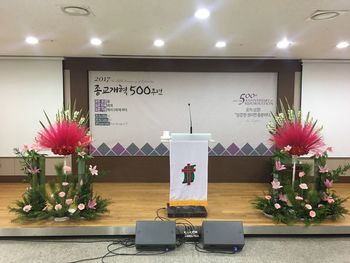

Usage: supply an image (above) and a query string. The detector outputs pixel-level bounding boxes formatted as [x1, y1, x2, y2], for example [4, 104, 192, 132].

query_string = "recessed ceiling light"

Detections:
[276, 38, 291, 49]
[153, 39, 164, 47]
[336, 41, 349, 49]
[194, 8, 210, 19]
[62, 6, 90, 16]
[25, 36, 39, 45]
[90, 38, 102, 46]
[215, 41, 226, 48]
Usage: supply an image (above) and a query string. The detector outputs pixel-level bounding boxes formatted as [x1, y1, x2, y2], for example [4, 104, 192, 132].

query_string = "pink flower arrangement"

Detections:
[323, 195, 335, 204]
[78, 203, 85, 210]
[55, 204, 62, 211]
[37, 120, 91, 156]
[58, 192, 66, 198]
[23, 205, 32, 213]
[299, 183, 308, 190]
[271, 122, 324, 156]
[324, 179, 333, 188]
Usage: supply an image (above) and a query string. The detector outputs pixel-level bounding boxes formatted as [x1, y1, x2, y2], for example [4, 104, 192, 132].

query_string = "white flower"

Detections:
[23, 205, 32, 213]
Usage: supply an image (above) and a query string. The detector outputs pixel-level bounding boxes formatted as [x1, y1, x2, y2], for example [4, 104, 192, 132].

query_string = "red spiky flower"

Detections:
[272, 122, 324, 156]
[37, 120, 91, 155]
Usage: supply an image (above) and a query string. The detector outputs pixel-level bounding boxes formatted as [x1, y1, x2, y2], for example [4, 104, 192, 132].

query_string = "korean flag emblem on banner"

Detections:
[169, 140, 208, 206]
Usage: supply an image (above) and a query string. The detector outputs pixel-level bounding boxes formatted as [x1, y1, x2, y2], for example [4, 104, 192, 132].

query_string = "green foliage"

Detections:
[254, 149, 349, 225]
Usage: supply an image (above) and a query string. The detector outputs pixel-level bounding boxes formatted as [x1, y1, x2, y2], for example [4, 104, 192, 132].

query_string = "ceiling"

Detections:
[1, 0, 350, 59]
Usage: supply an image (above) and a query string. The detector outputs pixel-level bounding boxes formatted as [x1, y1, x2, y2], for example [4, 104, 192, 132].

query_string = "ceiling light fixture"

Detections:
[276, 38, 291, 49]
[215, 41, 226, 48]
[153, 39, 164, 47]
[62, 6, 90, 16]
[90, 38, 102, 46]
[194, 8, 210, 19]
[336, 41, 349, 49]
[25, 36, 39, 45]
[309, 10, 348, 20]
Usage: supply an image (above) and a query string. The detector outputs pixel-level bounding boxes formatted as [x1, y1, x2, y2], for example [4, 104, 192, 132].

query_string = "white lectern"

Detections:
[161, 132, 211, 217]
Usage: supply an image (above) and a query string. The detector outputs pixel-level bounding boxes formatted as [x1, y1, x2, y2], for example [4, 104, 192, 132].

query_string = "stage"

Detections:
[1, 183, 350, 236]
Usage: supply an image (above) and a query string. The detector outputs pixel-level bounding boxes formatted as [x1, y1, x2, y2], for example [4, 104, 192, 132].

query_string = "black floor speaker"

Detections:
[201, 221, 245, 252]
[135, 221, 176, 250]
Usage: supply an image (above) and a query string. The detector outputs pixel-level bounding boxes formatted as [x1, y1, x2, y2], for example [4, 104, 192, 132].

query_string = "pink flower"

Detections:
[89, 165, 98, 176]
[309, 210, 316, 218]
[55, 204, 62, 211]
[65, 198, 73, 205]
[23, 205, 32, 213]
[271, 180, 283, 189]
[274, 203, 281, 209]
[318, 204, 324, 208]
[323, 195, 335, 204]
[305, 204, 312, 210]
[88, 200, 97, 209]
[324, 179, 333, 188]
[278, 193, 288, 202]
[319, 166, 329, 173]
[63, 165, 72, 174]
[28, 166, 40, 175]
[265, 195, 272, 200]
[58, 191, 66, 198]
[31, 142, 43, 152]
[62, 182, 69, 187]
[298, 171, 305, 177]
[78, 151, 87, 158]
[22, 144, 30, 152]
[275, 160, 286, 171]
[299, 183, 308, 190]
[78, 203, 85, 210]
[326, 147, 333, 152]
[284, 145, 292, 152]
[295, 196, 303, 200]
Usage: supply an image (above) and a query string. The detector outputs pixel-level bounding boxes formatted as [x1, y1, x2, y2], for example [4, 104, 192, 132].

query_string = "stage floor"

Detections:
[1, 183, 350, 236]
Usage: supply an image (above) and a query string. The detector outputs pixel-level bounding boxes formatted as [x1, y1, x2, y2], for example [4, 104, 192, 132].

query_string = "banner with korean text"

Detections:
[88, 71, 277, 157]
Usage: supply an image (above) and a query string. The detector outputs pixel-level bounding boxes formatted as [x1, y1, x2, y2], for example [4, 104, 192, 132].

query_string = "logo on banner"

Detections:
[181, 164, 196, 185]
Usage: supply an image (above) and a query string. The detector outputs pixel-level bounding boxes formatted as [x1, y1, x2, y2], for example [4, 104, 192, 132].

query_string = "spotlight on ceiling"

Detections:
[153, 39, 164, 47]
[25, 36, 39, 45]
[62, 6, 90, 16]
[276, 38, 291, 49]
[336, 41, 349, 49]
[215, 41, 226, 48]
[90, 38, 102, 46]
[194, 8, 210, 19]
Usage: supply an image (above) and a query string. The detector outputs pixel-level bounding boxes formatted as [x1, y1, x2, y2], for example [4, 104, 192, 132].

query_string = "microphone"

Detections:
[188, 103, 193, 134]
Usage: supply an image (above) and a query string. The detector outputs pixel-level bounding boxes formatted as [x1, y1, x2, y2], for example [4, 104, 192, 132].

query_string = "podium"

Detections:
[161, 132, 211, 218]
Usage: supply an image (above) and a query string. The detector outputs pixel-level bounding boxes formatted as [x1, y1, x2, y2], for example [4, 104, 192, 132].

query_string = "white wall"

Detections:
[0, 58, 63, 156]
[301, 61, 350, 157]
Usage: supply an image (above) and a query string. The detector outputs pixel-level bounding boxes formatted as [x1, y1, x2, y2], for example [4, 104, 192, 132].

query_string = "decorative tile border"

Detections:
[90, 142, 273, 157]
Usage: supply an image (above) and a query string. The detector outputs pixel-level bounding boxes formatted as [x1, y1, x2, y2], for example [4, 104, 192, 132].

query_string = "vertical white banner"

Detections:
[169, 140, 208, 206]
